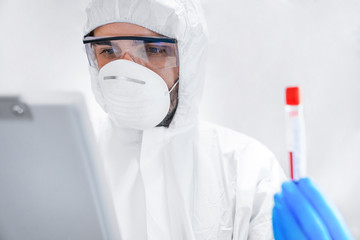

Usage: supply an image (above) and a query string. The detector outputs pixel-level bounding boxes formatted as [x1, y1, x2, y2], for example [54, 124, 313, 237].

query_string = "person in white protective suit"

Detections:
[83, 0, 286, 239]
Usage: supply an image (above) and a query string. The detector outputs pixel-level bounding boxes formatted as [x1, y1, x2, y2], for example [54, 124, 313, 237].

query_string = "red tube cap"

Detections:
[286, 86, 301, 105]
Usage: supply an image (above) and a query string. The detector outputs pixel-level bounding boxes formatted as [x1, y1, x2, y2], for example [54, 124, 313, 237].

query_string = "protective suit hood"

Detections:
[84, 0, 209, 130]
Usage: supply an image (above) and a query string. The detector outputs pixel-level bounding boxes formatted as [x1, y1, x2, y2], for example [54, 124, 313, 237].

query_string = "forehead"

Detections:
[93, 22, 164, 37]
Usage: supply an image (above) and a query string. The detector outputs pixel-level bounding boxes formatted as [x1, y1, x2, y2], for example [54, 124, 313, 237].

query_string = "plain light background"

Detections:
[1, 0, 359, 237]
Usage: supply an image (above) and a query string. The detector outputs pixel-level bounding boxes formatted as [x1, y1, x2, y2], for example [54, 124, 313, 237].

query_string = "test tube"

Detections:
[285, 86, 307, 180]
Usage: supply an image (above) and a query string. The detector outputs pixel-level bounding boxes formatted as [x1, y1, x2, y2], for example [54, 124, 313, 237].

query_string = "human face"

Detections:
[93, 22, 179, 90]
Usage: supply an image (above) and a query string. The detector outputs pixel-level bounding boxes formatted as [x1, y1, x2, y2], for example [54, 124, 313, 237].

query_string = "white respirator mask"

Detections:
[97, 59, 178, 130]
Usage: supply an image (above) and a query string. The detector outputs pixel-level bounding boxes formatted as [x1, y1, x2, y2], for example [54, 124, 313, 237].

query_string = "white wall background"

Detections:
[1, 0, 359, 237]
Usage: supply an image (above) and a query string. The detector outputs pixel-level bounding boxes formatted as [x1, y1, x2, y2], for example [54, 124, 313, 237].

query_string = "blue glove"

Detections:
[272, 178, 353, 240]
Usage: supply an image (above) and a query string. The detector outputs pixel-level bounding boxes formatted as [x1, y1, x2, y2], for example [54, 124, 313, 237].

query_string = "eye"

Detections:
[146, 46, 168, 55]
[99, 48, 115, 56]
[95, 46, 121, 61]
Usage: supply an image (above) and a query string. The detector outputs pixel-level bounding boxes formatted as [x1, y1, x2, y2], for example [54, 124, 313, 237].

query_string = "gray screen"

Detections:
[0, 96, 119, 240]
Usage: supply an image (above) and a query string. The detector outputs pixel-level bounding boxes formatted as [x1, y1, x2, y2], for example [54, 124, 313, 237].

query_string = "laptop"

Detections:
[0, 93, 120, 240]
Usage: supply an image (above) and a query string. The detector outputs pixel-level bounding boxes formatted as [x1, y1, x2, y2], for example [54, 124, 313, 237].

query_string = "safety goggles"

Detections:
[83, 36, 179, 70]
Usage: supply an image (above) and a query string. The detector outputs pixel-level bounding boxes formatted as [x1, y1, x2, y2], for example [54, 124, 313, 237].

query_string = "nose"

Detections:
[121, 52, 136, 62]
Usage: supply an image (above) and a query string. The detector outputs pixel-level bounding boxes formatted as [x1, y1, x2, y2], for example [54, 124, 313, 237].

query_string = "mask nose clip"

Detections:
[103, 76, 146, 85]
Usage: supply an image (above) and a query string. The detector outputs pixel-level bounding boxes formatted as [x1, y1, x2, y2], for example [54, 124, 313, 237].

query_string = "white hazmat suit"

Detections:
[84, 0, 286, 239]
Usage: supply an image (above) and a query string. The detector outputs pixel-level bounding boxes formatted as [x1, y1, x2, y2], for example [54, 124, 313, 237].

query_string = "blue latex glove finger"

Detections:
[297, 178, 354, 240]
[273, 193, 307, 240]
[272, 204, 284, 240]
[282, 181, 332, 240]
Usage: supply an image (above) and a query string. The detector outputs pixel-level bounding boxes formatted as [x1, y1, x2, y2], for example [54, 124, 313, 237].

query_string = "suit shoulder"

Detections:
[198, 121, 274, 158]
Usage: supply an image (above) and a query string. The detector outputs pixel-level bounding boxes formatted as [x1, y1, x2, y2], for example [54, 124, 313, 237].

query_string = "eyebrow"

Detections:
[93, 41, 112, 46]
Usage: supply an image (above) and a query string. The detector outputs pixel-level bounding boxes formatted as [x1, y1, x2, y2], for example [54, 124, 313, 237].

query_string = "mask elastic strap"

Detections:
[169, 80, 179, 93]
